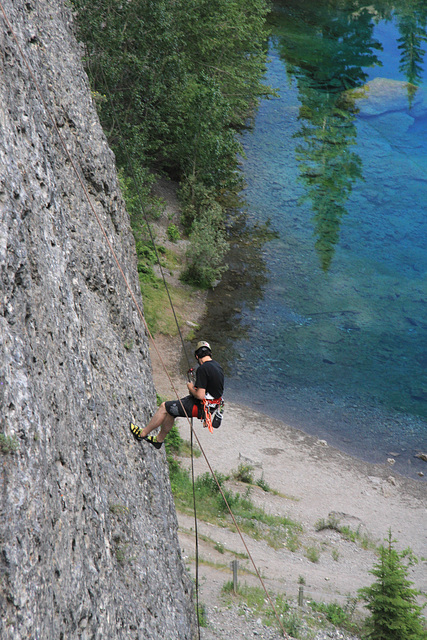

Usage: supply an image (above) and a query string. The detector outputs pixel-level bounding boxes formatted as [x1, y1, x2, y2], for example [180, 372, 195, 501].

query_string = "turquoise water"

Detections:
[197, 2, 427, 479]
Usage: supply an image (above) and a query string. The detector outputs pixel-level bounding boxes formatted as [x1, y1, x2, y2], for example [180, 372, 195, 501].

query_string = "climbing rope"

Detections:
[92, 47, 207, 637]
[189, 419, 201, 636]
[0, 5, 288, 637]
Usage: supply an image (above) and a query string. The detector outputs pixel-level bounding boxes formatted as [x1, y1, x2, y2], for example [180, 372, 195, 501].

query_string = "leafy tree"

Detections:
[169, 73, 242, 194]
[181, 195, 228, 289]
[71, 0, 271, 287]
[358, 531, 427, 640]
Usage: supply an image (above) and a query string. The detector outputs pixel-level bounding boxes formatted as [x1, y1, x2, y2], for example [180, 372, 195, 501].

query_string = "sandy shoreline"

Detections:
[224, 379, 427, 481]
[179, 398, 427, 622]
[151, 347, 426, 607]
[185, 397, 426, 547]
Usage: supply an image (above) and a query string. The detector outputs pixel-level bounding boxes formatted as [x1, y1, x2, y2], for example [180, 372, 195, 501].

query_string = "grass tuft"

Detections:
[0, 433, 19, 454]
[306, 545, 320, 563]
[169, 462, 302, 550]
[196, 602, 208, 627]
[315, 514, 376, 550]
[232, 463, 255, 484]
[255, 473, 271, 492]
[309, 598, 359, 633]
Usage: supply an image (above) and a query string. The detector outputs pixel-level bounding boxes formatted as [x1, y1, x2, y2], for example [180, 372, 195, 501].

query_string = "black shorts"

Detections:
[165, 395, 203, 419]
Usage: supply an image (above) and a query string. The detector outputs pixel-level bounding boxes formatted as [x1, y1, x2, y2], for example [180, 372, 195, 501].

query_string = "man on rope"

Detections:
[130, 340, 224, 449]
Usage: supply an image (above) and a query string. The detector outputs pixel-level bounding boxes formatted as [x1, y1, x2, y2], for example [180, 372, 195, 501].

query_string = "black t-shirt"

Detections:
[195, 360, 224, 399]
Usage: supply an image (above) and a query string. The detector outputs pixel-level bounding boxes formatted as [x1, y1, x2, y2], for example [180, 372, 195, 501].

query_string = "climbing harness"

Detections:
[188, 368, 223, 433]
[202, 397, 222, 433]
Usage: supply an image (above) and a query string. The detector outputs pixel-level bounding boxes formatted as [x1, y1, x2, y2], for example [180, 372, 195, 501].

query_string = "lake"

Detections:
[196, 1, 427, 480]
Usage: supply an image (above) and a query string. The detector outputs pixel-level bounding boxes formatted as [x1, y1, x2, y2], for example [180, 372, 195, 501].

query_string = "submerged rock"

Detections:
[350, 77, 427, 118]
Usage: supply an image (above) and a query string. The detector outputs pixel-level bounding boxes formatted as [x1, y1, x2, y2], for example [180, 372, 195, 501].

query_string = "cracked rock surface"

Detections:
[0, 1, 195, 638]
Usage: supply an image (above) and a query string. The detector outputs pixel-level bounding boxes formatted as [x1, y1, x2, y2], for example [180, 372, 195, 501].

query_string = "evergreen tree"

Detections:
[358, 531, 427, 640]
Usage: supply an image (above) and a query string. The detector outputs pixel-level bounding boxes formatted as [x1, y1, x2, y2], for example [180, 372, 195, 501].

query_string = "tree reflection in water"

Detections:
[396, 2, 427, 104]
[270, 0, 427, 270]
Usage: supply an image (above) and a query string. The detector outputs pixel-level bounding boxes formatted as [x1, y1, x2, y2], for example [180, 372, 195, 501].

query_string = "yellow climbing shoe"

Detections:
[130, 423, 163, 449]
[146, 435, 163, 449]
[130, 422, 145, 440]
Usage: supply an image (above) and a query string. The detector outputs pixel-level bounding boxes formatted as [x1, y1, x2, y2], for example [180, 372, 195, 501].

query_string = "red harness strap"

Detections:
[202, 398, 221, 433]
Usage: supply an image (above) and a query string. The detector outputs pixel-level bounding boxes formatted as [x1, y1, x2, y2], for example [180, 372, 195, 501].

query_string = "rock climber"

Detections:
[130, 340, 224, 449]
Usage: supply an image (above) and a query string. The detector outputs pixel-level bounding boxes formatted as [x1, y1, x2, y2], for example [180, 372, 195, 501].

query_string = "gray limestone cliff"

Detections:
[0, 1, 195, 638]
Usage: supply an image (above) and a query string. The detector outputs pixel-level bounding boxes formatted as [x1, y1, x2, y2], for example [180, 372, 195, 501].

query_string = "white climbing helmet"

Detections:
[194, 340, 211, 358]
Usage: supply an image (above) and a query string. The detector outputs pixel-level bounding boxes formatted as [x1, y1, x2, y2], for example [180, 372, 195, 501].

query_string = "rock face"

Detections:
[0, 1, 195, 638]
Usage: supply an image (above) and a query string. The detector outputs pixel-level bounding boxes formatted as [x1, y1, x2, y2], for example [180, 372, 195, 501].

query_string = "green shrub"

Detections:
[282, 612, 302, 637]
[255, 473, 271, 492]
[181, 202, 228, 288]
[114, 541, 129, 565]
[196, 602, 208, 627]
[168, 459, 193, 501]
[165, 425, 183, 456]
[196, 470, 228, 492]
[306, 546, 320, 563]
[0, 433, 19, 454]
[315, 514, 341, 532]
[233, 463, 255, 484]
[310, 601, 349, 626]
[167, 223, 180, 242]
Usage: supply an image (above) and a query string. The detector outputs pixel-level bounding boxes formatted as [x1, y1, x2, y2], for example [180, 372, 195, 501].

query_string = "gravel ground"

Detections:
[198, 602, 362, 640]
